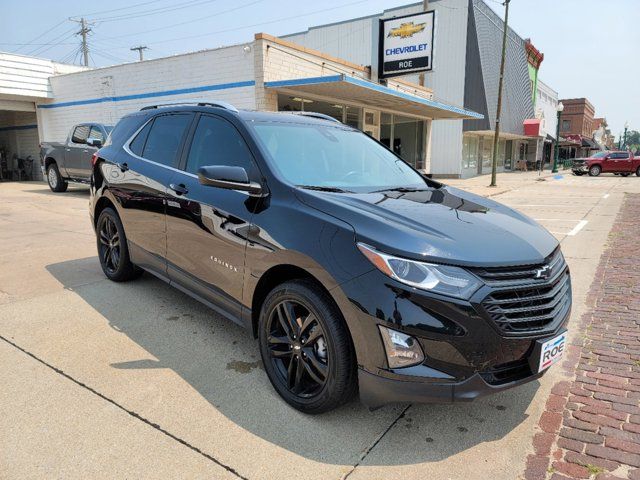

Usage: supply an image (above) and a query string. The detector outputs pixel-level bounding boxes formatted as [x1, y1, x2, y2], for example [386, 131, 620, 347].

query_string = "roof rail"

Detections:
[140, 101, 239, 113]
[289, 112, 342, 123]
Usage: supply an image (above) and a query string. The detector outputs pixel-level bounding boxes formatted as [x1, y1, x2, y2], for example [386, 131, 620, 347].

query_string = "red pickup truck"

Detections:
[572, 151, 640, 177]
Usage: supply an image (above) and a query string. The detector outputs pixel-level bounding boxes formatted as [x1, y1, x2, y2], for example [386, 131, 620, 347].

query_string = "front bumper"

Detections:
[572, 163, 588, 173]
[359, 366, 547, 408]
[335, 262, 571, 408]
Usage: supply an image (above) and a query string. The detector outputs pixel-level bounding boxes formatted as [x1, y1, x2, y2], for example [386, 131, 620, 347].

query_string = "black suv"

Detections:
[90, 102, 571, 413]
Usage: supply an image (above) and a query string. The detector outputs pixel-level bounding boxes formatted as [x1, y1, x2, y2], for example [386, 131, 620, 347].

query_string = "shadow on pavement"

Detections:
[23, 187, 90, 198]
[46, 256, 537, 466]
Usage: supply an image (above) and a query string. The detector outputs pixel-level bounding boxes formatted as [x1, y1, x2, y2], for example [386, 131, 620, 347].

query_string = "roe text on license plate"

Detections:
[538, 332, 566, 372]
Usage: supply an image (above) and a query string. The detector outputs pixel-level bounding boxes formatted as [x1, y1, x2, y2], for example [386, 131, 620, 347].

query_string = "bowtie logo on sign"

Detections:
[387, 22, 426, 39]
[379, 11, 435, 79]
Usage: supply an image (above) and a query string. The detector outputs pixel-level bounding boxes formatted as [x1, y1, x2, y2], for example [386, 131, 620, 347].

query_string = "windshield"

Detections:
[249, 122, 427, 192]
[591, 151, 608, 158]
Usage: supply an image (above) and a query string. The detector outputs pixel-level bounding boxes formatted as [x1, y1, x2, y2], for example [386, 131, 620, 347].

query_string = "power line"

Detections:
[13, 19, 67, 53]
[26, 27, 77, 56]
[90, 0, 222, 23]
[98, 0, 264, 40]
[75, 0, 170, 19]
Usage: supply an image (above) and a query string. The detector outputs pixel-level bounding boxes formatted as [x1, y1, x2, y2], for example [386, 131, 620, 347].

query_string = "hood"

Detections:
[297, 185, 558, 267]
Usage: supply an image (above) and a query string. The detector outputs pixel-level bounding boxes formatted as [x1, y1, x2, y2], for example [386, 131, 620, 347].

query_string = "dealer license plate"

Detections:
[537, 332, 567, 372]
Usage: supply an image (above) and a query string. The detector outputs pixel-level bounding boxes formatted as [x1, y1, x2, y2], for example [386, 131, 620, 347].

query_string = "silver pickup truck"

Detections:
[40, 123, 113, 192]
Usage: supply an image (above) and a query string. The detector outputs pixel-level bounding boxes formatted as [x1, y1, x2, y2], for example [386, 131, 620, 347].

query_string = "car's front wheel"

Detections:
[258, 280, 357, 414]
[589, 165, 601, 176]
[96, 207, 142, 282]
[46, 163, 68, 192]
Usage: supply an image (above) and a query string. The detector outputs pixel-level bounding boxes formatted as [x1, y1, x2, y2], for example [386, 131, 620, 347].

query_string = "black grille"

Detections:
[481, 270, 571, 335]
[472, 249, 565, 286]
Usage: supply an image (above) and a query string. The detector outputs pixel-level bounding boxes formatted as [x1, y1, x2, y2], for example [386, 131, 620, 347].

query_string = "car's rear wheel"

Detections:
[589, 165, 601, 176]
[636, 166, 640, 177]
[47, 163, 68, 192]
[96, 207, 142, 282]
[258, 280, 357, 414]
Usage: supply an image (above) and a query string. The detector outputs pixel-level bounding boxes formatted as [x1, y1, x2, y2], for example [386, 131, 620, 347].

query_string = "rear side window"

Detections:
[185, 115, 256, 176]
[89, 125, 104, 142]
[129, 121, 152, 156]
[71, 125, 90, 144]
[142, 114, 192, 167]
[105, 114, 146, 147]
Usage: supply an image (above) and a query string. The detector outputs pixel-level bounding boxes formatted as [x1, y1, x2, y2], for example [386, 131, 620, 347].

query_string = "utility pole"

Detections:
[489, 0, 510, 188]
[131, 46, 148, 61]
[71, 17, 92, 66]
[419, 0, 429, 87]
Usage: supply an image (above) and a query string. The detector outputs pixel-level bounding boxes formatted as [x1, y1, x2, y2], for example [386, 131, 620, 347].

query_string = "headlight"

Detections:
[357, 243, 482, 299]
[378, 325, 424, 368]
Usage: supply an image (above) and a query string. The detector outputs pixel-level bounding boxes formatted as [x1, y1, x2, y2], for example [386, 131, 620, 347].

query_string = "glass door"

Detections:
[363, 109, 380, 140]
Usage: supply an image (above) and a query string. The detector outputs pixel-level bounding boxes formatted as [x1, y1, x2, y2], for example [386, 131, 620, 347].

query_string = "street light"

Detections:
[552, 102, 564, 173]
[623, 121, 629, 150]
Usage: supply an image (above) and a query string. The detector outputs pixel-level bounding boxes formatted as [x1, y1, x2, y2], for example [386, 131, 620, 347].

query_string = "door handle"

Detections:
[116, 162, 129, 172]
[169, 183, 188, 195]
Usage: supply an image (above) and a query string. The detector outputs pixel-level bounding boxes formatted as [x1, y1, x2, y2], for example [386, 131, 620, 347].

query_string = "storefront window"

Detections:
[275, 94, 424, 168]
[481, 137, 492, 168]
[462, 135, 478, 169]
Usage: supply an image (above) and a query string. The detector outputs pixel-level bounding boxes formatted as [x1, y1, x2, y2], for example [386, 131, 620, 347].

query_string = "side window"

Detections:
[141, 114, 192, 167]
[89, 125, 104, 142]
[129, 121, 153, 156]
[71, 125, 90, 144]
[185, 115, 256, 176]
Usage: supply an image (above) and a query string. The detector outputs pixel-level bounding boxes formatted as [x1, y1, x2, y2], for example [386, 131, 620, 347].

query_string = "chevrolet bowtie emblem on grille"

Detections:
[535, 265, 551, 279]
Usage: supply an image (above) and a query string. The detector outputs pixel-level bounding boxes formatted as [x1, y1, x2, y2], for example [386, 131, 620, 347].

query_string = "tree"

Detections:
[625, 129, 640, 152]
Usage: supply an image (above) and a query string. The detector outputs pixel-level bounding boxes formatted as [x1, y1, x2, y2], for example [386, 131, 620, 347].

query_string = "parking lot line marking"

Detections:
[603, 193, 610, 199]
[567, 220, 588, 236]
[534, 218, 582, 221]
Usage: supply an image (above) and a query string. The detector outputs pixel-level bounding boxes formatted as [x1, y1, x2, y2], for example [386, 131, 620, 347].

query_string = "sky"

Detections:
[1, 0, 639, 137]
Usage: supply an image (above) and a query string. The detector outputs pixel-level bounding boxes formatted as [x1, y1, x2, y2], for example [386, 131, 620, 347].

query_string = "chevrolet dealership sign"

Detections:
[379, 11, 435, 79]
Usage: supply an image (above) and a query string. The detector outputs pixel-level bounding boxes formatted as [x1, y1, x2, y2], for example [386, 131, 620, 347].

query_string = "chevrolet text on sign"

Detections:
[379, 11, 435, 79]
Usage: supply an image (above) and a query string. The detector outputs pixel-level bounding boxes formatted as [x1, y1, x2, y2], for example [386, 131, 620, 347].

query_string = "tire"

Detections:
[589, 165, 601, 177]
[621, 173, 631, 177]
[258, 280, 357, 414]
[637, 166, 640, 177]
[573, 172, 584, 176]
[46, 163, 68, 192]
[96, 207, 142, 282]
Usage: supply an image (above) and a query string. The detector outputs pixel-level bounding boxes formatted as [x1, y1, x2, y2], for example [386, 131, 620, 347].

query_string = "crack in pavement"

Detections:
[0, 334, 249, 480]
[341, 404, 412, 480]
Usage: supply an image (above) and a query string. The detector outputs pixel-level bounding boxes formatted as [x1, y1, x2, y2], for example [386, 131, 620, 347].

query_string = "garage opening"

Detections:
[0, 110, 40, 182]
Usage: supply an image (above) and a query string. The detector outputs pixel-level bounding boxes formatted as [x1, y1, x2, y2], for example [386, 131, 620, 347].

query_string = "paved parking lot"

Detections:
[1, 172, 639, 480]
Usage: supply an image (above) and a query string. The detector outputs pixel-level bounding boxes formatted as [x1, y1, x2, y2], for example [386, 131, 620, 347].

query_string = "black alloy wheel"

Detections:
[258, 280, 357, 413]
[96, 208, 142, 282]
[99, 214, 121, 275]
[266, 299, 329, 397]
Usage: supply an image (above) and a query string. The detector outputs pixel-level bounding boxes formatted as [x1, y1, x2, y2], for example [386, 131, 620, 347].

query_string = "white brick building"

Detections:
[1, 31, 481, 181]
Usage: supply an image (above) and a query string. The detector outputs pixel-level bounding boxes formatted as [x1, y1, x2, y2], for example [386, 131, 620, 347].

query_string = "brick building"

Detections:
[558, 97, 599, 159]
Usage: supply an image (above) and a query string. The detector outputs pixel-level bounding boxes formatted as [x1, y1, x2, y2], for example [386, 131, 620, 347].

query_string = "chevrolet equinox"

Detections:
[90, 102, 571, 413]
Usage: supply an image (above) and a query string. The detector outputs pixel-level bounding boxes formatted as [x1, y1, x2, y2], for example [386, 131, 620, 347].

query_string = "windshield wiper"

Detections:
[371, 186, 430, 193]
[297, 185, 353, 193]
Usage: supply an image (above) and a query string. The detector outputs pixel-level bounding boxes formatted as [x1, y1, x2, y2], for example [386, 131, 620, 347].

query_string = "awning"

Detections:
[581, 137, 598, 149]
[264, 74, 483, 120]
[523, 118, 541, 136]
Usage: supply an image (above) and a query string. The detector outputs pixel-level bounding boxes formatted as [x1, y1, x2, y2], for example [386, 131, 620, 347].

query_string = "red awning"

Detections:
[523, 119, 541, 136]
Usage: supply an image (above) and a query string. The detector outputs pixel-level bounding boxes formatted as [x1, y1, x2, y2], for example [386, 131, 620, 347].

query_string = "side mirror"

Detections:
[198, 165, 262, 195]
[87, 137, 103, 148]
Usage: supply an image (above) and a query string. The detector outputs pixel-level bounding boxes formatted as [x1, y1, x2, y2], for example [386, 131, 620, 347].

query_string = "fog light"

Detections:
[378, 326, 425, 368]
